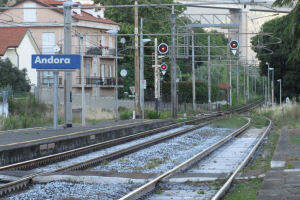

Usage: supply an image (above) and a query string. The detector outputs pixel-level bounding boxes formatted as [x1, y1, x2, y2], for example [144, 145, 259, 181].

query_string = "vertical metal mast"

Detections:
[134, 0, 140, 118]
[171, 6, 177, 118]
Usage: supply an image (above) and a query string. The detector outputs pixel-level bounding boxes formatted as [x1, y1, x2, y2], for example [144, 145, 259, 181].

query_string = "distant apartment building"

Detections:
[0, 0, 120, 97]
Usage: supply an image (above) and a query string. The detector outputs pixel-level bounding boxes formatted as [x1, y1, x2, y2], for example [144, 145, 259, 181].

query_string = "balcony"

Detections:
[75, 76, 124, 87]
[75, 46, 116, 57]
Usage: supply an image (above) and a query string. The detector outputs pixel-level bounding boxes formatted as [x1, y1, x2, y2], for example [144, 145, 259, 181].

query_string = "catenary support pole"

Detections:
[140, 18, 145, 119]
[236, 60, 239, 104]
[53, 71, 58, 129]
[134, 0, 140, 118]
[208, 35, 211, 105]
[80, 36, 86, 126]
[63, 0, 74, 128]
[192, 30, 196, 110]
[154, 38, 158, 112]
[171, 6, 177, 118]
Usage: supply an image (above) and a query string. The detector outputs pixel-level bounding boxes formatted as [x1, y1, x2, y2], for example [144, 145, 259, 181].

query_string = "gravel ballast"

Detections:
[92, 126, 235, 173]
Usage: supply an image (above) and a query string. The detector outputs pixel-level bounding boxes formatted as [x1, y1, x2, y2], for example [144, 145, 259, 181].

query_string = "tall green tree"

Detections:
[0, 59, 30, 92]
[251, 3, 300, 100]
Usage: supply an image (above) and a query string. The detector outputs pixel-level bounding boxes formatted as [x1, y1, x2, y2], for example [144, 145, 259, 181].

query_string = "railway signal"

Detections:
[160, 63, 168, 75]
[229, 40, 239, 55]
[158, 43, 168, 54]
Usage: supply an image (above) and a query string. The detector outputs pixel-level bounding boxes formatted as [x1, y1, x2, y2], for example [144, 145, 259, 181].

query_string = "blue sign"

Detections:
[234, 69, 241, 73]
[32, 54, 81, 70]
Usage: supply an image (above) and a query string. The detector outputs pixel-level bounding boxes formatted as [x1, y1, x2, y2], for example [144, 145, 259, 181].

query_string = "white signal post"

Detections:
[229, 40, 239, 106]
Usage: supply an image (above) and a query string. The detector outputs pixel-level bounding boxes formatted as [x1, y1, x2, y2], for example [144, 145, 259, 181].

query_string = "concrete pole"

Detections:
[267, 63, 270, 105]
[244, 66, 246, 104]
[272, 69, 274, 107]
[171, 6, 177, 118]
[53, 71, 58, 129]
[140, 18, 145, 119]
[63, 0, 73, 127]
[37, 72, 40, 88]
[229, 52, 232, 106]
[247, 65, 249, 100]
[80, 36, 86, 126]
[227, 41, 230, 106]
[154, 38, 158, 112]
[236, 60, 239, 104]
[208, 35, 211, 104]
[191, 30, 196, 110]
[134, 0, 140, 118]
[255, 75, 256, 96]
[115, 33, 119, 121]
[279, 79, 282, 106]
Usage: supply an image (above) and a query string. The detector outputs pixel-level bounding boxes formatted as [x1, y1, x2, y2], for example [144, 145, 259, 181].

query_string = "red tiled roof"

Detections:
[35, 0, 118, 25]
[0, 27, 27, 56]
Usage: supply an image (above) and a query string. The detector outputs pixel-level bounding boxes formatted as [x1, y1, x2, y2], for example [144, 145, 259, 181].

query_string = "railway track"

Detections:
[0, 98, 263, 196]
[119, 118, 272, 200]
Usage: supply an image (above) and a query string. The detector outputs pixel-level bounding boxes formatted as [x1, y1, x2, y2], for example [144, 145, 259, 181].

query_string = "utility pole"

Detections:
[208, 35, 211, 105]
[171, 6, 177, 118]
[140, 18, 145, 119]
[134, 0, 140, 118]
[229, 52, 232, 106]
[247, 65, 249, 101]
[53, 71, 58, 129]
[191, 30, 196, 110]
[244, 66, 246, 103]
[154, 38, 159, 112]
[80, 36, 86, 126]
[236, 60, 239, 104]
[63, 0, 75, 128]
[227, 41, 230, 107]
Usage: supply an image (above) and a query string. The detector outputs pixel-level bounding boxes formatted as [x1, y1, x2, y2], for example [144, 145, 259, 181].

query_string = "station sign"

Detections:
[32, 54, 81, 70]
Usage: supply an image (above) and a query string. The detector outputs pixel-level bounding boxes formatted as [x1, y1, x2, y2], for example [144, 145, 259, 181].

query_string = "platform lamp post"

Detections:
[277, 79, 282, 106]
[266, 62, 271, 105]
[269, 67, 274, 107]
[107, 29, 119, 121]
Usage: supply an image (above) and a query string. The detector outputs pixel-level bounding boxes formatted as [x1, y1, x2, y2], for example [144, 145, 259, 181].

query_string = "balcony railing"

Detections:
[75, 46, 116, 56]
[76, 76, 123, 86]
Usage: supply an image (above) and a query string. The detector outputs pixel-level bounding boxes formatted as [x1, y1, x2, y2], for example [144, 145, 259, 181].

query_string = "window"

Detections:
[101, 64, 105, 81]
[24, 3, 36, 22]
[101, 35, 106, 47]
[86, 63, 90, 77]
[109, 64, 113, 78]
[42, 71, 54, 85]
[86, 35, 90, 48]
[42, 32, 55, 54]
[109, 36, 113, 48]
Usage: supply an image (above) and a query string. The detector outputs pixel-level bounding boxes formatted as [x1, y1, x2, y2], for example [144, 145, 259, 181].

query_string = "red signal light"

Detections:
[230, 40, 239, 50]
[158, 43, 168, 54]
[160, 63, 168, 71]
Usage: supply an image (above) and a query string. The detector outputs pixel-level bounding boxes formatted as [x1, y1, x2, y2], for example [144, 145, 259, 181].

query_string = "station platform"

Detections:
[0, 119, 172, 166]
[258, 127, 300, 200]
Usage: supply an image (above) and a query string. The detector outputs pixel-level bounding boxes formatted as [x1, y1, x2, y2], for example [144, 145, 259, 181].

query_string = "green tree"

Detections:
[0, 59, 30, 92]
[251, 6, 300, 100]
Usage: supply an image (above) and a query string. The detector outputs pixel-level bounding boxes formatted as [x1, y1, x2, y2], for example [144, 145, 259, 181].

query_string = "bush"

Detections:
[145, 110, 160, 119]
[119, 110, 131, 120]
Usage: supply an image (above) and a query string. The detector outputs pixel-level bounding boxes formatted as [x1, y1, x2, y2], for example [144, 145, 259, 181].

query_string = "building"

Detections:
[0, 27, 40, 87]
[0, 0, 120, 97]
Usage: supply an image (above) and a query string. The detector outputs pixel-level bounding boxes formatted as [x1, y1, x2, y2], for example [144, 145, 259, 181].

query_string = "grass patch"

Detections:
[243, 130, 280, 173]
[211, 115, 247, 129]
[225, 178, 263, 200]
[144, 158, 166, 169]
[197, 190, 205, 194]
[154, 189, 164, 194]
[286, 161, 294, 169]
[290, 136, 300, 144]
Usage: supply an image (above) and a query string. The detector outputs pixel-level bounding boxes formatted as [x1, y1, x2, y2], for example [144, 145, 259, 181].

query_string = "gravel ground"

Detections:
[6, 181, 141, 200]
[143, 182, 218, 200]
[91, 126, 235, 173]
[32, 126, 190, 172]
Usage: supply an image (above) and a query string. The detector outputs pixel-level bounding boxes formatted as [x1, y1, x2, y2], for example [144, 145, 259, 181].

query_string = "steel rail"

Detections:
[0, 99, 262, 196]
[212, 118, 272, 200]
[119, 118, 251, 200]
[0, 118, 216, 196]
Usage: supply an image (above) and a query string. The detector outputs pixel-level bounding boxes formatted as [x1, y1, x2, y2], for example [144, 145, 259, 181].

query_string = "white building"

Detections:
[0, 27, 40, 86]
